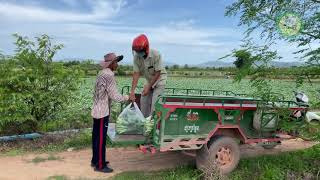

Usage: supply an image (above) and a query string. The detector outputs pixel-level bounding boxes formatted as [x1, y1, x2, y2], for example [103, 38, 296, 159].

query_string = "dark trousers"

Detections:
[91, 116, 109, 169]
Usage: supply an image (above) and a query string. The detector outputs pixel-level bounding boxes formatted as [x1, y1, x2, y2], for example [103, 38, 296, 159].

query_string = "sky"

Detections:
[0, 0, 314, 65]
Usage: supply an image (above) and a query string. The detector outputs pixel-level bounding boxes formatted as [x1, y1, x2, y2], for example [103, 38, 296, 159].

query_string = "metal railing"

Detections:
[121, 86, 248, 97]
[158, 95, 306, 109]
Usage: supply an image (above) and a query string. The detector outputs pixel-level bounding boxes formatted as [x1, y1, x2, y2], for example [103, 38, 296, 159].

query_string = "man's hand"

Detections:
[142, 84, 151, 96]
[129, 91, 136, 102]
[124, 95, 129, 101]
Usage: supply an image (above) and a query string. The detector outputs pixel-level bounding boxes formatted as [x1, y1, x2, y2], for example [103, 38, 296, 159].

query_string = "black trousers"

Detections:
[91, 116, 109, 169]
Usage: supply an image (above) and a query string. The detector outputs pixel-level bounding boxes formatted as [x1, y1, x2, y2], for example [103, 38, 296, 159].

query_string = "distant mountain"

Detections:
[57, 58, 96, 62]
[122, 61, 177, 67]
[270, 61, 304, 67]
[197, 61, 234, 68]
[197, 60, 304, 68]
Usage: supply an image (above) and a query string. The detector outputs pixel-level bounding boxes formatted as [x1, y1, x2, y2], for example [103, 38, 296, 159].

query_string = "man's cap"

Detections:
[99, 53, 123, 68]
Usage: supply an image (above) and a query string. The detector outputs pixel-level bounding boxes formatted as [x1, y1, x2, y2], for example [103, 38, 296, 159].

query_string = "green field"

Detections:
[41, 76, 320, 132]
[85, 76, 320, 106]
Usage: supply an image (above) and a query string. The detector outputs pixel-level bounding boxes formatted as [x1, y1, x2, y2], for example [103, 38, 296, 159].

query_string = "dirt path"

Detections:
[0, 139, 317, 180]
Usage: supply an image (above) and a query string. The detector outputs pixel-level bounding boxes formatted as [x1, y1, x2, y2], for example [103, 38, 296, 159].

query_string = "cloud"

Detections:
[60, 0, 78, 7]
[0, 22, 243, 63]
[168, 19, 196, 29]
[0, 0, 126, 23]
[0, 0, 244, 64]
[52, 22, 241, 49]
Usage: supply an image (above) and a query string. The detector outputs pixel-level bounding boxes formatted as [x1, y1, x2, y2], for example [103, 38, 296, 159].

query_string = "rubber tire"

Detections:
[262, 144, 277, 149]
[196, 136, 221, 170]
[196, 136, 240, 175]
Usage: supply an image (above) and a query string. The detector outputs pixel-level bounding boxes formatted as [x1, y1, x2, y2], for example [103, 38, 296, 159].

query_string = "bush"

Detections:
[116, 65, 126, 76]
[0, 34, 83, 135]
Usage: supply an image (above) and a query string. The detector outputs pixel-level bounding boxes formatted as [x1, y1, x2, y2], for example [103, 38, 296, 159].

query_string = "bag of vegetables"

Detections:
[116, 102, 146, 135]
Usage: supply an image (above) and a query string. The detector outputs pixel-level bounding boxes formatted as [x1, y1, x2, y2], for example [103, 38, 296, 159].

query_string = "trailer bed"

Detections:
[108, 123, 145, 145]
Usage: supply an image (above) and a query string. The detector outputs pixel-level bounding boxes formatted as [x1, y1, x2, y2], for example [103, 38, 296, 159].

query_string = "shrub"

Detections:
[0, 34, 83, 135]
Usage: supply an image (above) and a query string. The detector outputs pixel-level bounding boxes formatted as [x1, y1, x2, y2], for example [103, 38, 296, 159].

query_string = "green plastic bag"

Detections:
[116, 102, 146, 135]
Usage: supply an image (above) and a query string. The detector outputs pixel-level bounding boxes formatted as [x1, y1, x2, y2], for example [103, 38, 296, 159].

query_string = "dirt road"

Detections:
[0, 139, 317, 180]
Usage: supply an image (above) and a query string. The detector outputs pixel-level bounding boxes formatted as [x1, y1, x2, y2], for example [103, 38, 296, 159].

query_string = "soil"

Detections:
[0, 138, 317, 180]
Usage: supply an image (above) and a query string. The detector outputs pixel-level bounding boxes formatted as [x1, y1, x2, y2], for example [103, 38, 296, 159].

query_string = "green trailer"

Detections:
[113, 86, 308, 174]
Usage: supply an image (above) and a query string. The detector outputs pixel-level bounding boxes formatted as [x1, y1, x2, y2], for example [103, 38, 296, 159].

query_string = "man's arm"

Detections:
[130, 58, 141, 100]
[131, 72, 140, 95]
[142, 71, 160, 96]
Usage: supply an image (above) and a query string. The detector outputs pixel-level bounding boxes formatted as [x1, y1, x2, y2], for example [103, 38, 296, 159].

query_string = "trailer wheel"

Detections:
[196, 136, 240, 175]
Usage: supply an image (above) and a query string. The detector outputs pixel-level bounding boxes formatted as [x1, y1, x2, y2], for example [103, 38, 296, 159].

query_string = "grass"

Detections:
[31, 156, 48, 164]
[110, 166, 202, 180]
[1, 131, 91, 156]
[48, 154, 63, 161]
[1, 129, 138, 157]
[46, 175, 102, 180]
[230, 144, 320, 180]
[31, 154, 63, 164]
[110, 144, 320, 180]
[3, 149, 25, 156]
[47, 175, 68, 180]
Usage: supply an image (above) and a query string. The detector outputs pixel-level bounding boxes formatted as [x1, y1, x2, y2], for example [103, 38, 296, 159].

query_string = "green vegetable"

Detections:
[116, 104, 146, 135]
[143, 116, 154, 136]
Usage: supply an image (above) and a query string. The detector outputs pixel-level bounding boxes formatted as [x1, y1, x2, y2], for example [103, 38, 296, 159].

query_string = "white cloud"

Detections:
[0, 21, 244, 64]
[0, 0, 244, 64]
[0, 0, 126, 22]
[1, 0, 312, 64]
[54, 22, 241, 49]
[168, 19, 196, 29]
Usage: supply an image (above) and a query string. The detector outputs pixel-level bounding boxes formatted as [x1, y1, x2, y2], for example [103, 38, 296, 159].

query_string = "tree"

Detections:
[0, 34, 82, 135]
[184, 64, 189, 69]
[233, 49, 252, 69]
[116, 65, 126, 76]
[224, 0, 320, 96]
[225, 0, 319, 65]
[172, 64, 180, 69]
[225, 0, 320, 140]
[222, 40, 281, 96]
[63, 60, 80, 67]
[79, 60, 97, 76]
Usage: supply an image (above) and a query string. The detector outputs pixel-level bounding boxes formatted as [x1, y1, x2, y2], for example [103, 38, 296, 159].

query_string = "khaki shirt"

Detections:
[133, 49, 167, 88]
